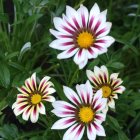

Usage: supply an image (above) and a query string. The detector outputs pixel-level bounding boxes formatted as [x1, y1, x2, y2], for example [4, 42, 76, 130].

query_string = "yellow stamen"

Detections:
[77, 32, 94, 49]
[79, 107, 94, 123]
[31, 94, 41, 104]
[101, 86, 112, 98]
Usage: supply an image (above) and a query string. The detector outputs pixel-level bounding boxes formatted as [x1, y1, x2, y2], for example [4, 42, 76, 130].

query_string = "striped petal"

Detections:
[51, 117, 76, 130]
[87, 123, 96, 140]
[30, 106, 39, 123]
[63, 124, 85, 140]
[57, 47, 79, 59]
[77, 5, 89, 28]
[22, 105, 32, 121]
[37, 102, 46, 114]
[93, 122, 106, 136]
[63, 86, 81, 106]
[86, 70, 100, 86]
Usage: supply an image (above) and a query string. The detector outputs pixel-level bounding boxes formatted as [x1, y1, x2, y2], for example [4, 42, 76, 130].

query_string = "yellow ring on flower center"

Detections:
[31, 94, 41, 104]
[101, 86, 112, 98]
[77, 32, 94, 49]
[79, 107, 94, 123]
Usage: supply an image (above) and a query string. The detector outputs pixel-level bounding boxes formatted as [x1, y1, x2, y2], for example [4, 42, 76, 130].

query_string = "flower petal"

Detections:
[49, 39, 74, 51]
[43, 95, 56, 102]
[89, 3, 100, 28]
[30, 106, 39, 123]
[22, 105, 32, 121]
[95, 113, 106, 124]
[113, 86, 125, 94]
[77, 5, 89, 28]
[74, 49, 86, 65]
[63, 124, 85, 140]
[93, 122, 106, 136]
[86, 70, 100, 86]
[108, 98, 115, 109]
[51, 117, 76, 130]
[52, 101, 76, 112]
[87, 123, 96, 140]
[37, 102, 46, 114]
[57, 47, 79, 59]
[63, 86, 81, 106]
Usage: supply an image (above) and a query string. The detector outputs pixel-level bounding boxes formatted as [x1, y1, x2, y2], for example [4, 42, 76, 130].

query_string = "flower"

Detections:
[86, 65, 125, 112]
[49, 3, 115, 69]
[51, 81, 107, 140]
[12, 73, 56, 123]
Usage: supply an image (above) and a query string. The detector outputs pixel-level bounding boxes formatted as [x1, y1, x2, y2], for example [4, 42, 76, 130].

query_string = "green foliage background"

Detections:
[0, 0, 140, 139]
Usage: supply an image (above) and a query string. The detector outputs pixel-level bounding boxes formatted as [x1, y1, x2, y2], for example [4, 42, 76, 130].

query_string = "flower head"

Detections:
[86, 65, 125, 112]
[51, 81, 107, 140]
[12, 73, 56, 123]
[49, 3, 115, 69]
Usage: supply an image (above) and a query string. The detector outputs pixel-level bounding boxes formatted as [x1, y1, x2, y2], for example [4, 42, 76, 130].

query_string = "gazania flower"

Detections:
[51, 81, 107, 140]
[12, 73, 56, 123]
[49, 3, 115, 69]
[86, 65, 125, 112]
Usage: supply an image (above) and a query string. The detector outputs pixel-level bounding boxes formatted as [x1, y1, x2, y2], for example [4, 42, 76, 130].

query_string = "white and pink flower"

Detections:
[49, 3, 115, 69]
[12, 73, 56, 123]
[51, 81, 107, 140]
[86, 65, 125, 113]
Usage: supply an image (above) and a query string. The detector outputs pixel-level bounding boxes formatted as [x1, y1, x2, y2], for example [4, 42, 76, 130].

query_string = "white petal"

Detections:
[13, 102, 28, 116]
[53, 17, 73, 35]
[108, 98, 115, 109]
[86, 70, 100, 86]
[94, 98, 107, 112]
[77, 5, 89, 27]
[86, 47, 98, 59]
[22, 105, 32, 121]
[96, 36, 115, 48]
[113, 86, 125, 94]
[74, 49, 86, 65]
[37, 102, 46, 114]
[102, 105, 108, 116]
[44, 96, 56, 102]
[38, 76, 51, 91]
[78, 56, 88, 69]
[31, 73, 37, 90]
[88, 3, 100, 28]
[110, 73, 119, 79]
[76, 84, 88, 104]
[51, 109, 74, 118]
[46, 87, 56, 95]
[66, 6, 82, 29]
[96, 22, 112, 38]
[63, 124, 85, 140]
[95, 113, 106, 124]
[87, 123, 96, 140]
[93, 122, 106, 136]
[49, 39, 74, 51]
[57, 47, 79, 59]
[92, 89, 103, 105]
[51, 117, 76, 130]
[30, 106, 39, 123]
[52, 101, 76, 112]
[63, 86, 81, 106]
[100, 65, 109, 83]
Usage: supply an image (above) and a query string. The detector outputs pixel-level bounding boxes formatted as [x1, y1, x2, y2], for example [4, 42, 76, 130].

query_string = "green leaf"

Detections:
[134, 134, 140, 140]
[0, 62, 10, 88]
[18, 42, 31, 61]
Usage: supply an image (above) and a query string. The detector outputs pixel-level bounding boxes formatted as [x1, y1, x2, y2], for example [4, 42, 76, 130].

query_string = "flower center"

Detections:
[101, 86, 112, 98]
[77, 32, 94, 49]
[79, 107, 94, 123]
[31, 94, 42, 104]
